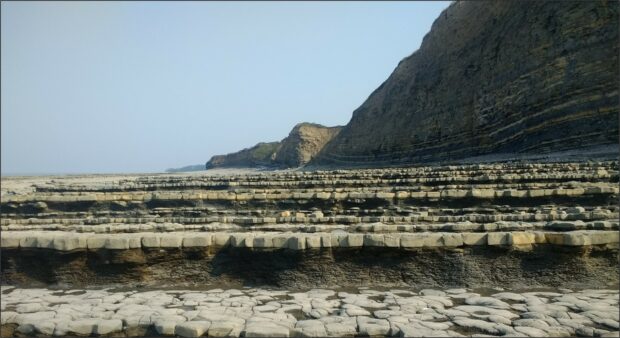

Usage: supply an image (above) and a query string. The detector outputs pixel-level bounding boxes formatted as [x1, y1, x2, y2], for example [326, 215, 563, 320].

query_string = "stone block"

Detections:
[343, 234, 363, 247]
[128, 235, 142, 249]
[159, 234, 183, 248]
[532, 232, 547, 244]
[400, 234, 424, 248]
[383, 234, 400, 247]
[87, 236, 107, 249]
[104, 237, 130, 250]
[471, 189, 495, 199]
[212, 233, 232, 247]
[363, 234, 385, 247]
[320, 234, 332, 248]
[1, 233, 21, 248]
[441, 233, 463, 247]
[95, 319, 123, 335]
[182, 234, 212, 247]
[426, 191, 441, 199]
[306, 235, 321, 249]
[244, 322, 290, 338]
[253, 235, 274, 248]
[141, 234, 161, 248]
[68, 319, 98, 335]
[544, 232, 565, 245]
[175, 321, 211, 338]
[288, 235, 306, 250]
[272, 234, 291, 248]
[357, 317, 390, 336]
[424, 233, 444, 247]
[588, 230, 619, 245]
[231, 233, 254, 248]
[508, 232, 536, 246]
[487, 232, 509, 246]
[35, 233, 57, 249]
[52, 235, 87, 251]
[376, 192, 395, 199]
[155, 320, 178, 335]
[527, 189, 545, 198]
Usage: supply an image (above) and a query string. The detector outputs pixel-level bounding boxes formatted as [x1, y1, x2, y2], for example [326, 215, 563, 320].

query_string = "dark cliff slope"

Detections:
[205, 123, 341, 169]
[313, 1, 619, 166]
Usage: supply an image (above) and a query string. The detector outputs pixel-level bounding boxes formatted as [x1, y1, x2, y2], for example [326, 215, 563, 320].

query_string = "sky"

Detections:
[1, 1, 450, 175]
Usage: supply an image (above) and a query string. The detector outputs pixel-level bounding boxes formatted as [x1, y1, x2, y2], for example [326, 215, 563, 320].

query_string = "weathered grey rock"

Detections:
[68, 319, 98, 335]
[452, 317, 500, 335]
[175, 321, 211, 338]
[465, 296, 511, 309]
[491, 292, 526, 302]
[32, 321, 56, 335]
[208, 320, 245, 337]
[453, 305, 519, 319]
[295, 319, 327, 337]
[343, 304, 370, 316]
[155, 320, 178, 335]
[16, 324, 35, 335]
[244, 321, 290, 337]
[514, 326, 549, 337]
[16, 302, 46, 313]
[420, 289, 446, 297]
[95, 319, 123, 335]
[357, 317, 390, 336]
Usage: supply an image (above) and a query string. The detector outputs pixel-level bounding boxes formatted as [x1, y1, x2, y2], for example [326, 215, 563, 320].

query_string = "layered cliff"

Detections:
[313, 1, 619, 166]
[205, 123, 341, 169]
[274, 123, 342, 167]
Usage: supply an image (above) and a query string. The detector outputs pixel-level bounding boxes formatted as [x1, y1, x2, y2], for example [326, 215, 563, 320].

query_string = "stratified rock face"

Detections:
[274, 123, 342, 167]
[205, 123, 341, 169]
[314, 1, 619, 166]
[205, 142, 280, 169]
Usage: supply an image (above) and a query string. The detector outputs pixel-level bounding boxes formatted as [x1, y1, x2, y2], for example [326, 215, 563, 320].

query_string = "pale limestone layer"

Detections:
[3, 183, 618, 203]
[1, 230, 618, 251]
[2, 220, 618, 234]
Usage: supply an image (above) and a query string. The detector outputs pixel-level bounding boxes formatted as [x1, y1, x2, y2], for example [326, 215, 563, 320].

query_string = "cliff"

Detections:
[274, 123, 342, 167]
[205, 142, 280, 169]
[312, 1, 619, 166]
[205, 123, 342, 169]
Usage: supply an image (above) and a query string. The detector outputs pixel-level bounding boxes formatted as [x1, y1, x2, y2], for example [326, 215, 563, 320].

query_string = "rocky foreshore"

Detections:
[1, 286, 618, 337]
[1, 161, 618, 336]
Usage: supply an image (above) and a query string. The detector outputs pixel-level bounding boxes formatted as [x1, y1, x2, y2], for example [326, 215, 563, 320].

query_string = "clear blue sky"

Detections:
[1, 1, 450, 174]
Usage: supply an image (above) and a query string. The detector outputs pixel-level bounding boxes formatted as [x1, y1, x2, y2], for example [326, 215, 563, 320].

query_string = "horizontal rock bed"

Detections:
[1, 286, 618, 337]
[1, 163, 618, 241]
[1, 230, 619, 251]
[16, 162, 618, 192]
[1, 220, 618, 234]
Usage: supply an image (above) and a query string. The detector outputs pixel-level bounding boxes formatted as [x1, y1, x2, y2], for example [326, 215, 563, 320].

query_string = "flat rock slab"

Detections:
[0, 287, 618, 337]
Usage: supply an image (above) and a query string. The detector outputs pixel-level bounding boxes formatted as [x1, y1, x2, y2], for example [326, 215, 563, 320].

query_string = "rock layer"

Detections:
[1, 161, 618, 290]
[313, 1, 619, 166]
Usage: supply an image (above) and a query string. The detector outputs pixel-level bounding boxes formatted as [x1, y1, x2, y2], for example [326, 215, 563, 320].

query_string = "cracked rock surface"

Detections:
[1, 286, 618, 337]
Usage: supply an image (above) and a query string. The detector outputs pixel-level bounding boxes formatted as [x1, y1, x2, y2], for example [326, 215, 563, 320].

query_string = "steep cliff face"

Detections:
[313, 1, 619, 166]
[274, 123, 342, 167]
[205, 123, 341, 169]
